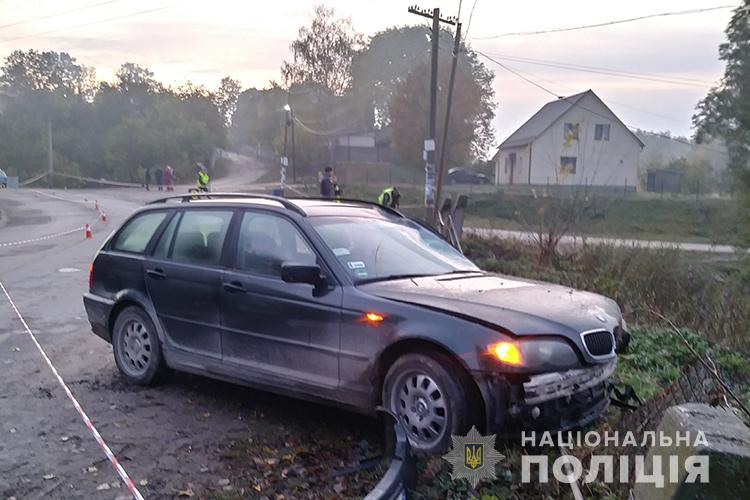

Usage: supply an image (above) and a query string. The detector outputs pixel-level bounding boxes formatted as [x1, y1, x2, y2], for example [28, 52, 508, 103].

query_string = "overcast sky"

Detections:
[0, 0, 737, 141]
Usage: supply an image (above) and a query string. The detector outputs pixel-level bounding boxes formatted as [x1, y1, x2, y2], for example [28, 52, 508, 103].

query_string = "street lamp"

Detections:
[282, 104, 296, 184]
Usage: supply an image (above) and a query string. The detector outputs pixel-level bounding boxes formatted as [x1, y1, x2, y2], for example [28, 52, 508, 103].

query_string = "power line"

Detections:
[0, 0, 126, 32]
[0, 3, 178, 44]
[471, 5, 734, 40]
[463, 0, 479, 40]
[475, 50, 729, 156]
[477, 50, 562, 98]
[480, 52, 714, 88]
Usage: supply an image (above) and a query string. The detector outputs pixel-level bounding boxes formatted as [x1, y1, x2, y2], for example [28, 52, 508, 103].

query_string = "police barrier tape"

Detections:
[0, 192, 106, 248]
[0, 281, 145, 500]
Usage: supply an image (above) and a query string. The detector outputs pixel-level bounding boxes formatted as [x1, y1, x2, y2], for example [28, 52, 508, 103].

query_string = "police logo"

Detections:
[465, 443, 483, 470]
[443, 426, 504, 488]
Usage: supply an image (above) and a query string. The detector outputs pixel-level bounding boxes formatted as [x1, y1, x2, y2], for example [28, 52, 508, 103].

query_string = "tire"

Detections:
[112, 306, 166, 385]
[382, 352, 476, 454]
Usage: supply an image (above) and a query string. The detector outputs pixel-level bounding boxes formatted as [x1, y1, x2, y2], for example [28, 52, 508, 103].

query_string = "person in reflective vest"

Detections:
[196, 164, 210, 192]
[378, 186, 401, 209]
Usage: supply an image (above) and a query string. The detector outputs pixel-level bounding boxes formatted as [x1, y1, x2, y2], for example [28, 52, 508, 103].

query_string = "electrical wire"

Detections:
[0, 3, 178, 44]
[463, 0, 479, 40]
[475, 50, 729, 156]
[479, 52, 714, 88]
[471, 5, 735, 40]
[0, 0, 126, 32]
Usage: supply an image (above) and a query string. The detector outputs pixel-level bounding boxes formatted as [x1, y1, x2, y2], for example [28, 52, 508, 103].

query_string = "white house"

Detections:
[494, 90, 644, 189]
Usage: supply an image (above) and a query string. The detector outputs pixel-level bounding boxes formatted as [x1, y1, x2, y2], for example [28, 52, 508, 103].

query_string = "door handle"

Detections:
[222, 281, 245, 293]
[146, 268, 167, 279]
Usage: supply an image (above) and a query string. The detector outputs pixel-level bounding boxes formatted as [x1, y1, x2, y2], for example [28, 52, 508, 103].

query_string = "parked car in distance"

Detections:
[84, 193, 625, 454]
[0, 168, 7, 188]
[447, 167, 489, 185]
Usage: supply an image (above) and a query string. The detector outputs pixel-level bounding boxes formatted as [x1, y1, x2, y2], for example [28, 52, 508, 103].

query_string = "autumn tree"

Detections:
[215, 76, 242, 127]
[693, 1, 750, 233]
[388, 36, 496, 167]
[281, 5, 364, 96]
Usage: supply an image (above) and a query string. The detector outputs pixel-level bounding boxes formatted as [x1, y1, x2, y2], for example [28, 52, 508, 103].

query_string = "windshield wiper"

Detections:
[356, 273, 434, 285]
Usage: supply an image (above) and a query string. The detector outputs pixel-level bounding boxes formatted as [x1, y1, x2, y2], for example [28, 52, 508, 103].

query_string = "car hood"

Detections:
[358, 272, 621, 339]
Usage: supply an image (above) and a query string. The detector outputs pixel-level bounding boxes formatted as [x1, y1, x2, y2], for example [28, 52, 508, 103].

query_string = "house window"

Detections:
[563, 123, 580, 142]
[560, 156, 577, 174]
[595, 124, 610, 141]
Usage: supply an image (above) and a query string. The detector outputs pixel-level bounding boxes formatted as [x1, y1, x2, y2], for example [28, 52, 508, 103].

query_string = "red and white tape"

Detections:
[0, 191, 107, 248]
[0, 281, 145, 500]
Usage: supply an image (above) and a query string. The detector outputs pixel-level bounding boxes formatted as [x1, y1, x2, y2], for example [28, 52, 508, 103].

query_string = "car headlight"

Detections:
[488, 338, 580, 370]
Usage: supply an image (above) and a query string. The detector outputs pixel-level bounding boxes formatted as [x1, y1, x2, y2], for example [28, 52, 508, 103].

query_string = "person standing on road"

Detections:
[164, 165, 174, 191]
[378, 186, 401, 209]
[154, 167, 164, 191]
[320, 166, 335, 199]
[196, 163, 210, 193]
[320, 166, 342, 200]
[143, 166, 151, 191]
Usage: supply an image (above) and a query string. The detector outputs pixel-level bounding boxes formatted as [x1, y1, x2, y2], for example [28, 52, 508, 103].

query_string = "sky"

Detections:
[0, 0, 738, 142]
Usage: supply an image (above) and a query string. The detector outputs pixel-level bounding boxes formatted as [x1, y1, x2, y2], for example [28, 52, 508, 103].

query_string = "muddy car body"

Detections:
[84, 194, 623, 453]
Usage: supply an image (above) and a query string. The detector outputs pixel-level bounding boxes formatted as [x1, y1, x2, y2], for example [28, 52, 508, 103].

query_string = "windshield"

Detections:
[310, 216, 479, 283]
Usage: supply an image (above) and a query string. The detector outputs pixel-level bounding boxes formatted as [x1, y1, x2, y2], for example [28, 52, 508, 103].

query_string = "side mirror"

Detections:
[281, 263, 323, 286]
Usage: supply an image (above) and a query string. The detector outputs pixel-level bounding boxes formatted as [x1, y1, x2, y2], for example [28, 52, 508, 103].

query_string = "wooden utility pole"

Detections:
[407, 6, 456, 222]
[433, 21, 462, 226]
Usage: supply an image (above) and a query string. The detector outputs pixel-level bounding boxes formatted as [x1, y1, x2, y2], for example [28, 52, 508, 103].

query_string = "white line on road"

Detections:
[0, 281, 145, 500]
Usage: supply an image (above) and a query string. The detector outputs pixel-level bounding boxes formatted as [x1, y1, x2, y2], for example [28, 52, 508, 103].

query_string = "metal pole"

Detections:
[433, 22, 461, 225]
[281, 110, 289, 193]
[290, 109, 296, 183]
[48, 118, 53, 189]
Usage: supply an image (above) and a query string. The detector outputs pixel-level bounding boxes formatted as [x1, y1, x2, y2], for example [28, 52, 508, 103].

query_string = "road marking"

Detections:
[0, 281, 145, 500]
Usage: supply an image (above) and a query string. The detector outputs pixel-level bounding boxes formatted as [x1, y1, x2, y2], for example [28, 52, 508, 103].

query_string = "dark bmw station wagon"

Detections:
[84, 193, 625, 453]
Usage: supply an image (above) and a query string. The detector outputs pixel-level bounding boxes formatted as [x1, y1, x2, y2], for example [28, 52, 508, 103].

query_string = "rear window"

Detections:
[111, 211, 167, 254]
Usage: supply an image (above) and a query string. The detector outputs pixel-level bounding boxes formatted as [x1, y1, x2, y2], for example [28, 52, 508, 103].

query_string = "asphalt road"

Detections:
[465, 227, 745, 254]
[0, 188, 377, 499]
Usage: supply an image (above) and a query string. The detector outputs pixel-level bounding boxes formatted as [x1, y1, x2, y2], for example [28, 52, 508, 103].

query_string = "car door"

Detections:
[220, 209, 342, 390]
[145, 208, 235, 360]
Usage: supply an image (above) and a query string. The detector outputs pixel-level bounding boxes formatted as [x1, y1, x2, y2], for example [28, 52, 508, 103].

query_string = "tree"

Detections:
[215, 76, 242, 127]
[351, 26, 440, 128]
[389, 41, 496, 167]
[281, 5, 364, 95]
[0, 49, 96, 99]
[693, 1, 750, 232]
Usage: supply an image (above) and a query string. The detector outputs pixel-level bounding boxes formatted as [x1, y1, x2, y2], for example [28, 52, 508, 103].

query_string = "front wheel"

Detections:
[382, 353, 475, 454]
[112, 306, 166, 385]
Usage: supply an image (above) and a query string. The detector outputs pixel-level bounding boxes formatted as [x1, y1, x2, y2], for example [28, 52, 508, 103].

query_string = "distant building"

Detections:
[646, 168, 682, 194]
[331, 128, 393, 164]
[493, 90, 644, 189]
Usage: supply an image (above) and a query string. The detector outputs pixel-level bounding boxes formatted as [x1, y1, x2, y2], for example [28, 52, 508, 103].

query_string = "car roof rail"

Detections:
[292, 196, 404, 218]
[147, 192, 306, 215]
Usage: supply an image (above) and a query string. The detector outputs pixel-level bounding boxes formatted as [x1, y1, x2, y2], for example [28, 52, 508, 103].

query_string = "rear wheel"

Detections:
[382, 353, 476, 454]
[112, 306, 165, 385]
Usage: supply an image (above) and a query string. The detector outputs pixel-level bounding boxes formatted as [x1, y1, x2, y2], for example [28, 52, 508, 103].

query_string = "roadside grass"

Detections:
[287, 182, 741, 244]
[466, 191, 741, 245]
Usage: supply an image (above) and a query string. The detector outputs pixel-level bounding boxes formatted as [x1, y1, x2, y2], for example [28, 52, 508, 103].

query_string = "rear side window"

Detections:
[111, 211, 167, 254]
[171, 210, 233, 265]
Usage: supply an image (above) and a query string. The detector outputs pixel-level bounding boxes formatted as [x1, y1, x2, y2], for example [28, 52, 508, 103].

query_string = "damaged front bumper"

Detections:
[480, 359, 616, 435]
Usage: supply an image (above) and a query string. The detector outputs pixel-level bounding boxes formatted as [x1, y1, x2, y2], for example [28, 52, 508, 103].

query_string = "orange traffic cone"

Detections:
[100, 212, 107, 222]
[85, 224, 92, 239]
